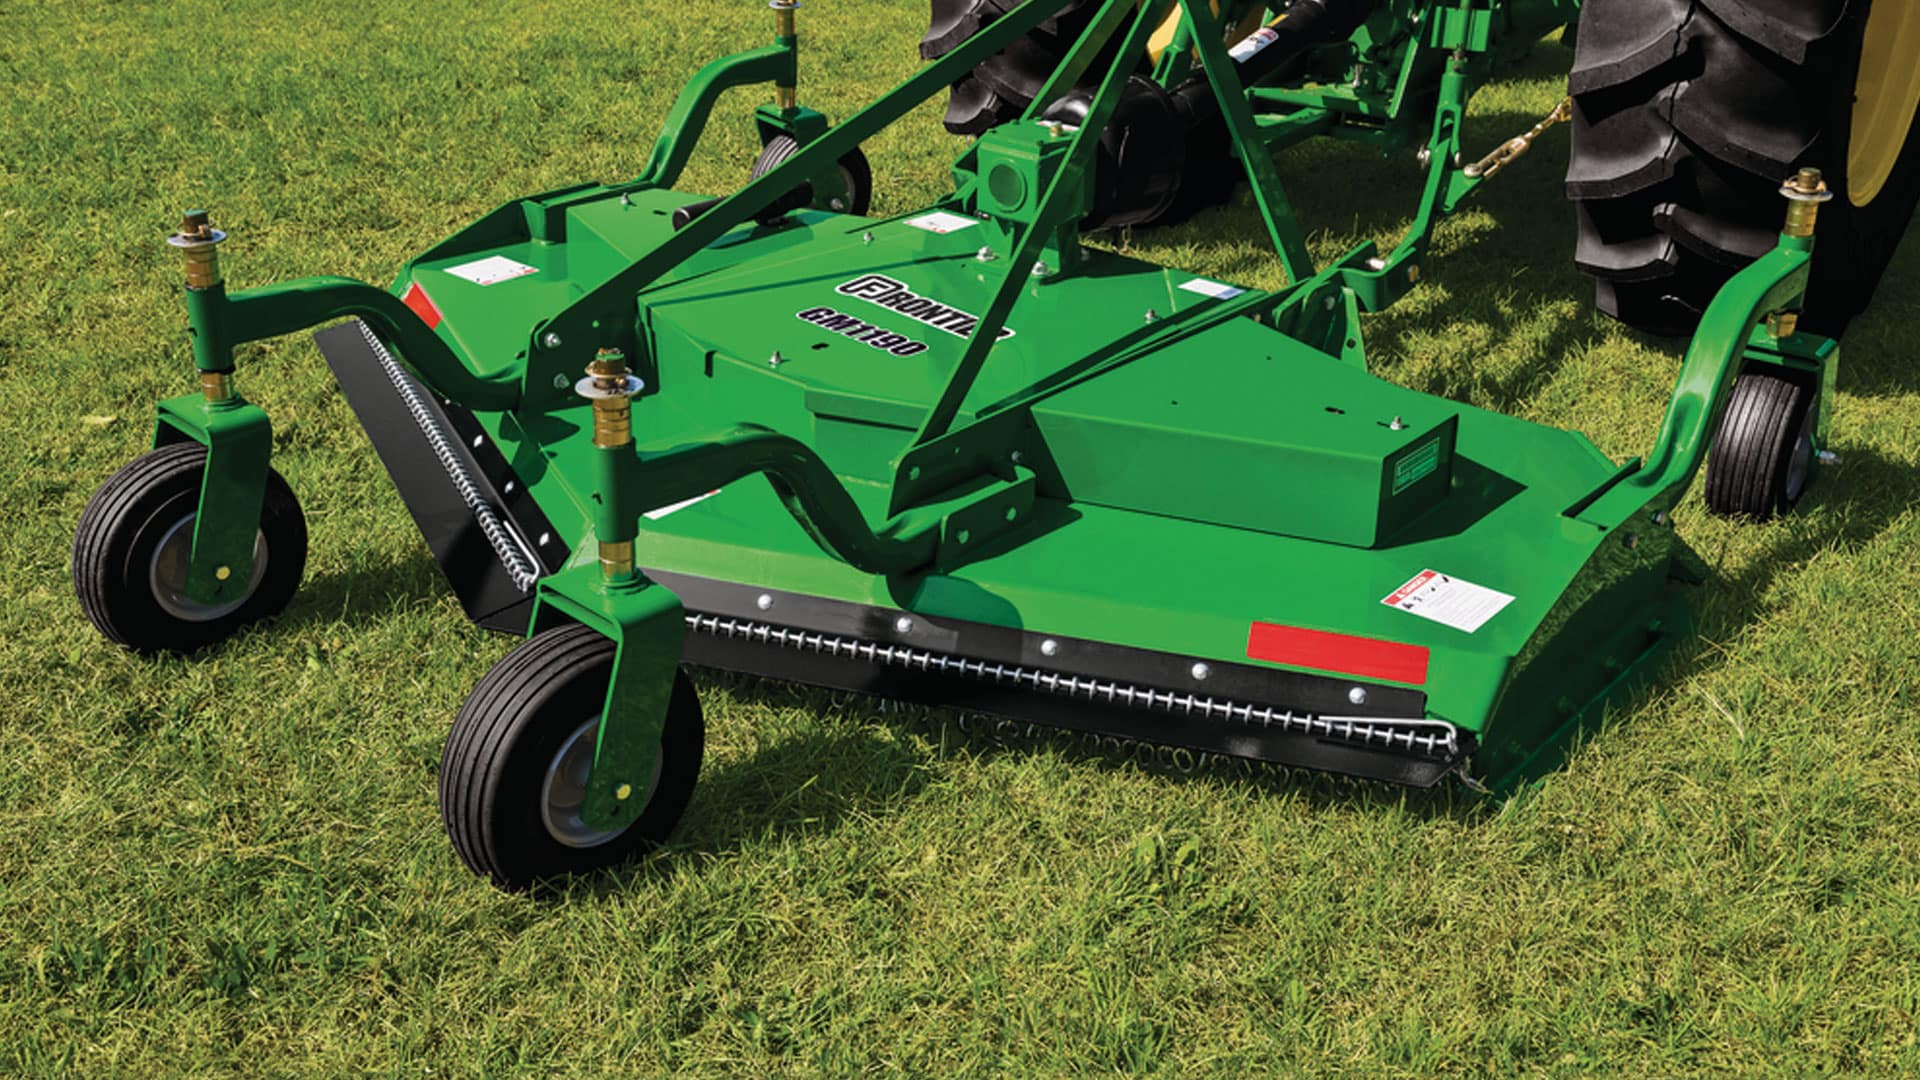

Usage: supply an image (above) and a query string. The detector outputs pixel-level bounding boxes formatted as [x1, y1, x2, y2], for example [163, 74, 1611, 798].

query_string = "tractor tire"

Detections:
[439, 623, 704, 892]
[922, 0, 1116, 134]
[1567, 0, 1920, 338]
[72, 442, 307, 654]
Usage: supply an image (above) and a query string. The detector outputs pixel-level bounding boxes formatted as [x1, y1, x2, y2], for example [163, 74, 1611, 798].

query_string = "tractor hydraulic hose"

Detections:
[634, 427, 938, 575]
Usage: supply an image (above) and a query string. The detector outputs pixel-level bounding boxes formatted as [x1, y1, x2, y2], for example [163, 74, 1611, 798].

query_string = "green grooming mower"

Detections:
[72, 0, 1911, 891]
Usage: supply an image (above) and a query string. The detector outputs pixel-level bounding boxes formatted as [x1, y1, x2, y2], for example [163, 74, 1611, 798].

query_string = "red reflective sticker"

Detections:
[1245, 621, 1430, 685]
[403, 281, 441, 329]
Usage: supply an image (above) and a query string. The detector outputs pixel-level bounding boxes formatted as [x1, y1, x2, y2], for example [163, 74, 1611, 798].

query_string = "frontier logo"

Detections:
[834, 274, 1016, 342]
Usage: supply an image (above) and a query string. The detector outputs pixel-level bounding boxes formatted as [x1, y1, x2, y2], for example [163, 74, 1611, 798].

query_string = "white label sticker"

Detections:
[1179, 277, 1247, 300]
[1381, 570, 1514, 634]
[904, 211, 982, 235]
[643, 489, 721, 521]
[1228, 26, 1281, 63]
[444, 255, 538, 286]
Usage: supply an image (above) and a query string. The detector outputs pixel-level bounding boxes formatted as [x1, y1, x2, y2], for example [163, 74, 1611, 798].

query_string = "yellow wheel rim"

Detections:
[1848, 0, 1920, 207]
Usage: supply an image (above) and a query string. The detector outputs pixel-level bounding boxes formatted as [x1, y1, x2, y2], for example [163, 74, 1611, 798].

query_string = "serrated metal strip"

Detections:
[687, 612, 1460, 758]
[360, 322, 541, 592]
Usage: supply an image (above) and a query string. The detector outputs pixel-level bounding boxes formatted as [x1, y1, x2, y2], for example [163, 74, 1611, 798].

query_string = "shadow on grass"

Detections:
[275, 546, 453, 635]
[1689, 444, 1920, 654]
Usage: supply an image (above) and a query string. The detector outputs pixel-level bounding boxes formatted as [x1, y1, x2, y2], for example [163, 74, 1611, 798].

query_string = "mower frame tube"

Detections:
[907, 0, 1172, 454]
[1574, 230, 1821, 528]
[631, 427, 940, 575]
[158, 273, 522, 605]
[634, 43, 796, 190]
[534, 0, 1083, 364]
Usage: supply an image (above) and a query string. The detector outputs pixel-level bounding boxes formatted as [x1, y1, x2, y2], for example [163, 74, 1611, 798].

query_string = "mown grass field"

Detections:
[4, 1, 1919, 1073]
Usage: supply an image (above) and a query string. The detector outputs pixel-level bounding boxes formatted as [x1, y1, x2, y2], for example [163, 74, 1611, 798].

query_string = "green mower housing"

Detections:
[76, 0, 1847, 888]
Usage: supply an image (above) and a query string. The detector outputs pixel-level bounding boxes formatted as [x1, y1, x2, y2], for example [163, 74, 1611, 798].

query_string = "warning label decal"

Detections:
[444, 255, 538, 286]
[903, 211, 981, 234]
[1382, 570, 1514, 634]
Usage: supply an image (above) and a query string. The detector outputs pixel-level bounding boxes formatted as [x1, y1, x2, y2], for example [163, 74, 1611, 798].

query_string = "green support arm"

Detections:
[1573, 233, 1816, 525]
[629, 426, 940, 575]
[532, 0, 1082, 361]
[902, 0, 1165, 465]
[159, 272, 522, 605]
[632, 42, 796, 190]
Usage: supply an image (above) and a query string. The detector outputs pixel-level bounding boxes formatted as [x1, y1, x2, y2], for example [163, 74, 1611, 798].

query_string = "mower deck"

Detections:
[314, 184, 1694, 788]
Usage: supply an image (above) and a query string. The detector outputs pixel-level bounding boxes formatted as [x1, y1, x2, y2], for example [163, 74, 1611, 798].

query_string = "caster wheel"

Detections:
[751, 132, 873, 216]
[1704, 370, 1816, 520]
[71, 442, 307, 654]
[439, 623, 705, 891]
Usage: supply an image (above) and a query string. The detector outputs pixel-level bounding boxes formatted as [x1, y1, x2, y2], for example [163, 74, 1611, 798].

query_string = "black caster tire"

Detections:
[1704, 370, 1816, 519]
[751, 132, 873, 217]
[71, 442, 307, 654]
[439, 623, 705, 892]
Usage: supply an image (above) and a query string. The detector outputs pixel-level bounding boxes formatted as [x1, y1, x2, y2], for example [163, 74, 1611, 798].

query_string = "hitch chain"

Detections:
[1463, 96, 1573, 180]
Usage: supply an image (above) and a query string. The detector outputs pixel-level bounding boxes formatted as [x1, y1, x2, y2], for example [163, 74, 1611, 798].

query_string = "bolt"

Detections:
[862, 231, 875, 244]
[1040, 638, 1060, 657]
[756, 593, 774, 611]
[1191, 662, 1211, 681]
[1010, 449, 1024, 465]
[977, 246, 996, 262]
[1652, 511, 1670, 526]
[1406, 264, 1422, 284]
[1144, 308, 1158, 324]
[615, 783, 633, 801]
[542, 331, 563, 350]
[215, 565, 232, 581]
[620, 192, 632, 206]
[769, 351, 785, 368]
[552, 373, 569, 390]
[830, 197, 846, 211]
[1416, 146, 1432, 171]
[1365, 257, 1387, 271]
[1031, 261, 1051, 277]
[1817, 449, 1842, 466]
[1389, 415, 1406, 430]
[1623, 532, 1640, 549]
[1348, 686, 1368, 706]
[895, 616, 913, 634]
[1324, 295, 1337, 311]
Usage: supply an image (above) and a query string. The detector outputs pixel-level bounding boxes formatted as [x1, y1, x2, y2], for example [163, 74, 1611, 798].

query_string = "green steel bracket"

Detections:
[532, 0, 1074, 369]
[1573, 233, 1816, 526]
[530, 566, 686, 834]
[752, 103, 829, 146]
[889, 467, 1039, 572]
[1741, 328, 1840, 451]
[152, 263, 520, 604]
[152, 392, 271, 606]
[632, 42, 796, 190]
[1181, 0, 1316, 284]
[629, 426, 940, 575]
[1428, 0, 1496, 51]
[1330, 53, 1478, 313]
[895, 0, 1169, 484]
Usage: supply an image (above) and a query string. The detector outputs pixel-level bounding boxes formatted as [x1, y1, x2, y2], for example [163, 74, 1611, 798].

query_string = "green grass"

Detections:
[4, 1, 1920, 1073]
